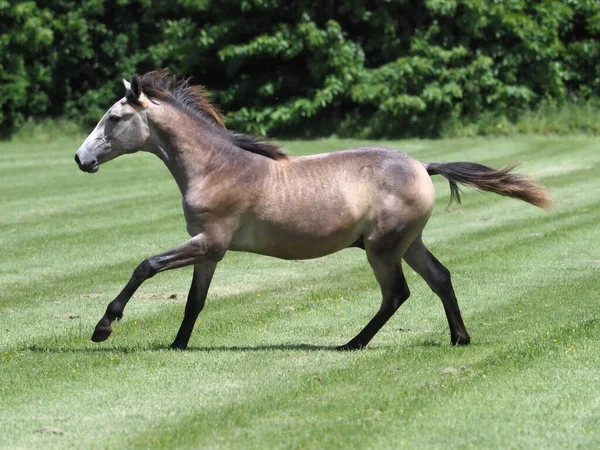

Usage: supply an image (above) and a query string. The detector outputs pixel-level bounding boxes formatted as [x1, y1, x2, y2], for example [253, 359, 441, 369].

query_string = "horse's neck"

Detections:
[146, 116, 263, 197]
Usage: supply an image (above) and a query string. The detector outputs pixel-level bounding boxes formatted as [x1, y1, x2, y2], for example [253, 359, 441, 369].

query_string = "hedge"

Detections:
[1, 0, 599, 137]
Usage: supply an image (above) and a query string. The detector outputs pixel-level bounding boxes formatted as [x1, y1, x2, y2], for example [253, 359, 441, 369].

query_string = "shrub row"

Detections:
[1, 0, 599, 137]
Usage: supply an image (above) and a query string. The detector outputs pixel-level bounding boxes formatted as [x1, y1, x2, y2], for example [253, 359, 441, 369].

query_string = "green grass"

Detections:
[1, 135, 599, 449]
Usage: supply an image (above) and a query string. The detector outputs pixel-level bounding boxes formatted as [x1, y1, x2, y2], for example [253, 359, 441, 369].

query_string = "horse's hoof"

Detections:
[91, 319, 113, 342]
[169, 342, 187, 351]
[451, 333, 471, 346]
[335, 342, 365, 351]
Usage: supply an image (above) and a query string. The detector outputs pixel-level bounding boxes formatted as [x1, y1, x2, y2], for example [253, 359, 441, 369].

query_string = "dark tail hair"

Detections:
[425, 162, 552, 209]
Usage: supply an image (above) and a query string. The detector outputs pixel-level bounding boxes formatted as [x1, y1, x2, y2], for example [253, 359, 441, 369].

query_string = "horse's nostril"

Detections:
[74, 153, 99, 173]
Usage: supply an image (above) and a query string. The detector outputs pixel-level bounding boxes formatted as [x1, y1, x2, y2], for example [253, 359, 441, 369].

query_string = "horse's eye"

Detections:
[108, 114, 121, 122]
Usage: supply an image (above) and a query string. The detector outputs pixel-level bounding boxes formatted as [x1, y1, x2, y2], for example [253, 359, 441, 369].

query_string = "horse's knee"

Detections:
[189, 235, 226, 261]
[134, 258, 157, 280]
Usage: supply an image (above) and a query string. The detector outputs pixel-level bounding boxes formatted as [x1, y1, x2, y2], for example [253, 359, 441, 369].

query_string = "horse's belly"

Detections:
[242, 237, 357, 260]
[230, 219, 365, 260]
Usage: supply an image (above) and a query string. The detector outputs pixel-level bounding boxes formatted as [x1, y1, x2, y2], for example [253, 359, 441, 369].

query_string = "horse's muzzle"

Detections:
[74, 153, 99, 173]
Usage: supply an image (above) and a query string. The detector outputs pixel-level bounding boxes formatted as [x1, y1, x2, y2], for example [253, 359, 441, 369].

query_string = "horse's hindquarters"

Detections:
[230, 148, 436, 261]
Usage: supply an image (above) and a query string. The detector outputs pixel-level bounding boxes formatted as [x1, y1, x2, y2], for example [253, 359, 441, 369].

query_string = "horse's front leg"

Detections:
[170, 262, 217, 350]
[91, 234, 224, 343]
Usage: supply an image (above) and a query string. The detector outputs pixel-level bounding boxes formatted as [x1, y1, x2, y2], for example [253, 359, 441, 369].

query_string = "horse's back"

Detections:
[230, 146, 435, 259]
[294, 146, 435, 217]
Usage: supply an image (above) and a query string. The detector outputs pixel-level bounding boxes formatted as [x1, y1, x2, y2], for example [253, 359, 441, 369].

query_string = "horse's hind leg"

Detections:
[337, 247, 410, 351]
[170, 262, 217, 350]
[403, 236, 470, 345]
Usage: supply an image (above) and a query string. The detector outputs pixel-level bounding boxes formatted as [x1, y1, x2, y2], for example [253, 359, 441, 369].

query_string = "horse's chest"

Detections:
[182, 200, 209, 236]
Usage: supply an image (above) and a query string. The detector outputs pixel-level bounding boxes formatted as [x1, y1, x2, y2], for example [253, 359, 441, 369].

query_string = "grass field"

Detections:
[1, 135, 599, 449]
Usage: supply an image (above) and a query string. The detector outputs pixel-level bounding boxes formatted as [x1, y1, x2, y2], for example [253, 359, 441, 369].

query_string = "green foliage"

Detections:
[0, 1, 54, 136]
[1, 0, 600, 137]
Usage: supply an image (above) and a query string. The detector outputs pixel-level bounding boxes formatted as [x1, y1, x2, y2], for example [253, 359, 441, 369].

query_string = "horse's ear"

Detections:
[130, 73, 142, 100]
[125, 73, 149, 107]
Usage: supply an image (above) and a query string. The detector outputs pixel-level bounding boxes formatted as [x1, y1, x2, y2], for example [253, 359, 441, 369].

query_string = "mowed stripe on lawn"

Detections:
[1, 136, 599, 449]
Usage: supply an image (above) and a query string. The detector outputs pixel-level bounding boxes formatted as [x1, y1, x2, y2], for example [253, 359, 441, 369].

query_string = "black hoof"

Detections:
[335, 342, 366, 351]
[169, 342, 187, 351]
[451, 333, 471, 346]
[91, 318, 113, 342]
[91, 326, 112, 342]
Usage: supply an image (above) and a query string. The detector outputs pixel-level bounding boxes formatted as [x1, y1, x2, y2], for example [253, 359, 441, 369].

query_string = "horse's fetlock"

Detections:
[106, 303, 124, 320]
[451, 332, 471, 346]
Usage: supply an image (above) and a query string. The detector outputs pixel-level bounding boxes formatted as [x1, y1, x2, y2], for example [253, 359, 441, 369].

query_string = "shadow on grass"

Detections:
[24, 340, 463, 354]
[25, 342, 334, 353]
[187, 343, 334, 352]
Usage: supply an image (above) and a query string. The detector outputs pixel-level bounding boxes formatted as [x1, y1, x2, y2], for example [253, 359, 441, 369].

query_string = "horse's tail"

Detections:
[424, 162, 552, 209]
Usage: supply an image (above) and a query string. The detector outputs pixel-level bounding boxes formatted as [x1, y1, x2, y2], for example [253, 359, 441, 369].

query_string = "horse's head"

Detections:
[75, 76, 150, 173]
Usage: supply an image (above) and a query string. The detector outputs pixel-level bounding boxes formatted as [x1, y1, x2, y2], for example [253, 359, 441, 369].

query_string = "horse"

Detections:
[74, 70, 551, 350]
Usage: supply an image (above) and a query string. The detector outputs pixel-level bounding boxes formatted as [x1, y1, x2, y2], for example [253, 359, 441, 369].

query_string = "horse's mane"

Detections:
[128, 70, 288, 161]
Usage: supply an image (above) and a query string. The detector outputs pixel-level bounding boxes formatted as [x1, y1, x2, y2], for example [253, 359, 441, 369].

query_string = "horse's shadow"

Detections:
[186, 343, 332, 352]
[25, 342, 334, 354]
[24, 340, 457, 354]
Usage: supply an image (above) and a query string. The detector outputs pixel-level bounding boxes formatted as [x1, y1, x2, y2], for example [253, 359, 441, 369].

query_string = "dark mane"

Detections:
[227, 132, 288, 161]
[129, 70, 288, 161]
